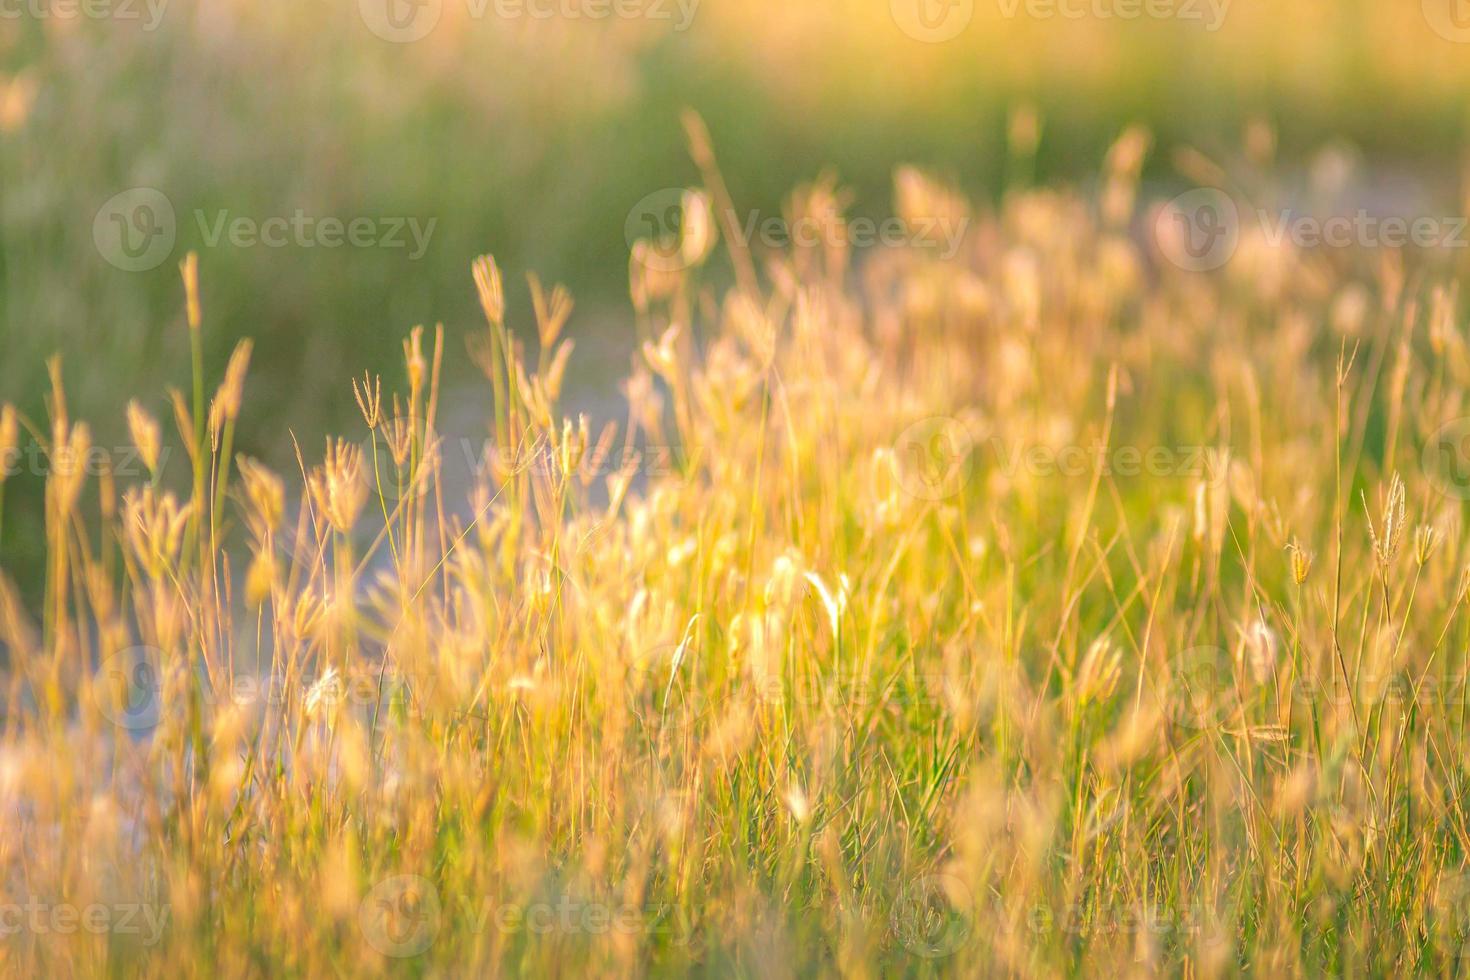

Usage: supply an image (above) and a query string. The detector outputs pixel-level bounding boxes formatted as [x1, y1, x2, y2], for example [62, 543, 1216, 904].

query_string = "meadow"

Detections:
[3, 104, 1470, 975]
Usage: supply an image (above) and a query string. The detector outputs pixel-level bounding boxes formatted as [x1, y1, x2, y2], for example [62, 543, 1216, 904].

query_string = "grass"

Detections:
[6, 1, 1470, 466]
[4, 121, 1470, 976]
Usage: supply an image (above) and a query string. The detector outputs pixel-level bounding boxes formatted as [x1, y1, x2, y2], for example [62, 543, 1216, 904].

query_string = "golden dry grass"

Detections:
[3, 122, 1470, 976]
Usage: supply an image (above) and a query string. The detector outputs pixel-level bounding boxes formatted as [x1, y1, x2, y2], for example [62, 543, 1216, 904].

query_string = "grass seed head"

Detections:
[245, 548, 276, 608]
[403, 326, 426, 395]
[1415, 523, 1440, 566]
[529, 272, 574, 350]
[180, 251, 201, 331]
[1241, 619, 1280, 685]
[1287, 538, 1314, 585]
[47, 422, 91, 519]
[126, 400, 162, 476]
[473, 254, 505, 325]
[1365, 473, 1407, 567]
[353, 372, 382, 430]
[310, 439, 366, 534]
[214, 339, 253, 424]
[123, 486, 192, 575]
[680, 189, 716, 268]
[237, 456, 285, 533]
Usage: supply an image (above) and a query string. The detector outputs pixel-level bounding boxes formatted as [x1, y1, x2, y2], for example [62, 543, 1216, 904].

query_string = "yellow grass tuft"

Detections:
[4, 132, 1470, 975]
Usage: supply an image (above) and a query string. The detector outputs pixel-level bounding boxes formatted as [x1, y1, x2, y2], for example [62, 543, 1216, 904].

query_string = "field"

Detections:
[5, 115, 1470, 974]
[7, 4, 1470, 978]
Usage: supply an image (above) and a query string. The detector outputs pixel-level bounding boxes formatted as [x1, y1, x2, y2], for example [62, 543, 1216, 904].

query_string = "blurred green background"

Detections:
[1, 0, 1469, 568]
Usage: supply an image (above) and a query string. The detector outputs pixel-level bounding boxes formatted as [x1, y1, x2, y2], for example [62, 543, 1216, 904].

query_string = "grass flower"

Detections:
[1366, 473, 1407, 567]
[5, 140, 1470, 977]
[309, 439, 366, 535]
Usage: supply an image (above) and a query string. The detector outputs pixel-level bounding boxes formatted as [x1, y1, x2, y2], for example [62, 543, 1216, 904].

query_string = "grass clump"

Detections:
[4, 125, 1470, 976]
